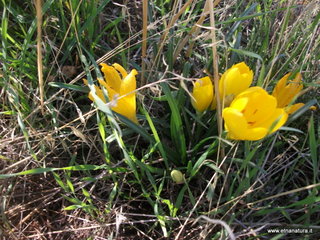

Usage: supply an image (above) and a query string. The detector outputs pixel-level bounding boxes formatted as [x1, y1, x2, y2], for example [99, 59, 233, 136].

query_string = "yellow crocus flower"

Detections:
[191, 76, 214, 112]
[222, 87, 288, 141]
[83, 63, 138, 123]
[272, 72, 304, 114]
[219, 62, 253, 106]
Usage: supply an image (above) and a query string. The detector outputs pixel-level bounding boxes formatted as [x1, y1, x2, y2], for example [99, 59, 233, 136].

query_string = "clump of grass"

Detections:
[1, 1, 319, 239]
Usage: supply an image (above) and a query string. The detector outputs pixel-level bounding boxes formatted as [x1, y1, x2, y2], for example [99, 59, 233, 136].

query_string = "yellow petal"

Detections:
[223, 108, 249, 139]
[100, 63, 122, 92]
[272, 73, 290, 99]
[83, 78, 106, 102]
[105, 68, 138, 123]
[219, 62, 253, 101]
[258, 108, 288, 133]
[223, 108, 269, 141]
[94, 87, 106, 103]
[99, 80, 137, 123]
[120, 69, 138, 95]
[244, 93, 277, 127]
[97, 78, 108, 89]
[112, 95, 137, 123]
[234, 86, 265, 98]
[223, 87, 288, 141]
[286, 103, 304, 114]
[83, 78, 89, 85]
[191, 76, 214, 112]
[242, 128, 268, 141]
[98, 78, 117, 100]
[229, 96, 249, 112]
[230, 87, 276, 127]
[113, 63, 128, 78]
[272, 72, 303, 108]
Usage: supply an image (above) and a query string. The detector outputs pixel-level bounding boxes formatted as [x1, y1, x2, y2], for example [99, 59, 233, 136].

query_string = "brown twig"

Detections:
[141, 0, 148, 87]
[35, 0, 44, 115]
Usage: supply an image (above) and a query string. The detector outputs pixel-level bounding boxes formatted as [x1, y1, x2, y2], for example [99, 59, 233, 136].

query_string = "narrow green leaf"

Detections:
[161, 83, 187, 164]
[229, 48, 263, 62]
[191, 141, 218, 177]
[116, 113, 154, 143]
[82, 188, 91, 198]
[142, 106, 169, 169]
[64, 205, 82, 211]
[308, 115, 318, 183]
[279, 127, 304, 134]
[53, 172, 68, 192]
[48, 82, 89, 93]
[66, 177, 75, 193]
[0, 165, 106, 179]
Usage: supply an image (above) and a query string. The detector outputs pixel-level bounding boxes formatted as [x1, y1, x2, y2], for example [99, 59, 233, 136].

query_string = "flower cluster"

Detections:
[84, 61, 307, 142]
[191, 62, 254, 112]
[191, 62, 306, 141]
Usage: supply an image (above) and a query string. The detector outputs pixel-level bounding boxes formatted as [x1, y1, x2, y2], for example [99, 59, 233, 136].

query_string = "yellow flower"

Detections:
[191, 76, 214, 112]
[222, 87, 288, 141]
[219, 62, 253, 106]
[272, 72, 304, 114]
[83, 63, 138, 123]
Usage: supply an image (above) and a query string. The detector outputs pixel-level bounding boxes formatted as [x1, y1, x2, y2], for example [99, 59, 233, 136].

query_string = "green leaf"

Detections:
[287, 195, 320, 208]
[66, 178, 75, 193]
[229, 48, 263, 62]
[191, 141, 219, 178]
[82, 188, 91, 198]
[161, 83, 187, 164]
[116, 113, 154, 143]
[279, 127, 304, 134]
[48, 82, 89, 93]
[53, 172, 68, 192]
[308, 115, 318, 183]
[64, 205, 82, 211]
[142, 106, 169, 169]
[0, 165, 106, 179]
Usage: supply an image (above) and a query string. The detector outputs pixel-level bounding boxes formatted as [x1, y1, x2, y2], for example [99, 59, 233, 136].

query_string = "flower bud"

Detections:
[170, 170, 184, 184]
[191, 77, 214, 112]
